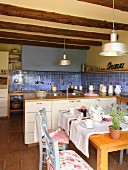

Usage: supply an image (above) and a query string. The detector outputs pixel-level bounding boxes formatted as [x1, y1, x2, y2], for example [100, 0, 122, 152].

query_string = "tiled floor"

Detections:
[0, 113, 128, 170]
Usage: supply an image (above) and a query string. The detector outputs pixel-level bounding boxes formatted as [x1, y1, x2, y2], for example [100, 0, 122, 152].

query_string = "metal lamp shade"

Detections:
[59, 53, 71, 65]
[99, 42, 128, 56]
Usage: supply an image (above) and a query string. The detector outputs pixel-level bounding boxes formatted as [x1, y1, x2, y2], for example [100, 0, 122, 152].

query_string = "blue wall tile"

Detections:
[10, 71, 128, 94]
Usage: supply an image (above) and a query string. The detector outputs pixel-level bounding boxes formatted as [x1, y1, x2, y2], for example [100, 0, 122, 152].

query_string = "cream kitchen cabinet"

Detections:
[95, 97, 116, 110]
[24, 100, 52, 144]
[52, 98, 96, 129]
[0, 98, 8, 117]
[52, 100, 74, 129]
[74, 99, 96, 110]
[0, 51, 9, 70]
[52, 97, 116, 129]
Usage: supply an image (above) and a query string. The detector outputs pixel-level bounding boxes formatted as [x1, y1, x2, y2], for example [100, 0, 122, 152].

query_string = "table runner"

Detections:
[58, 110, 82, 135]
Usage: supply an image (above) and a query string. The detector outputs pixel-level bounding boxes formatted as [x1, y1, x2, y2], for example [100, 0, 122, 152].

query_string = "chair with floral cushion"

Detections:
[42, 111, 93, 170]
[35, 108, 69, 170]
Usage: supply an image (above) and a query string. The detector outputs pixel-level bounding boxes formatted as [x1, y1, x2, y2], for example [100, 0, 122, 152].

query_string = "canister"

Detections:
[81, 64, 85, 72]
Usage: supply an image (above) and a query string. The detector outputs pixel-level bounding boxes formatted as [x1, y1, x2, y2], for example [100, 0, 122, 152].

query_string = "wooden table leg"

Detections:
[97, 148, 108, 170]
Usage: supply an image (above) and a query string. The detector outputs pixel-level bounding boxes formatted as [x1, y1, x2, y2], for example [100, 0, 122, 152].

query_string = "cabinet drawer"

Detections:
[25, 121, 52, 144]
[25, 121, 52, 133]
[0, 98, 7, 107]
[25, 111, 51, 123]
[25, 101, 52, 112]
[0, 107, 8, 117]
[0, 89, 8, 97]
[24, 133, 34, 144]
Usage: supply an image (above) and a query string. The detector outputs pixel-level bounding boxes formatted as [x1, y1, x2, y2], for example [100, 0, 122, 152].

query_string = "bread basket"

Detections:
[11, 98, 22, 109]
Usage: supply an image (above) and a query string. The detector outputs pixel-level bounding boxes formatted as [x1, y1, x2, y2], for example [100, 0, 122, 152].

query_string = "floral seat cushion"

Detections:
[47, 150, 93, 170]
[42, 129, 69, 144]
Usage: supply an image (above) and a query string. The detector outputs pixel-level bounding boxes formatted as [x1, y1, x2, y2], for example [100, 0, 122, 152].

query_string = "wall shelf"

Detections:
[9, 52, 22, 70]
[10, 109, 23, 112]
[82, 68, 128, 73]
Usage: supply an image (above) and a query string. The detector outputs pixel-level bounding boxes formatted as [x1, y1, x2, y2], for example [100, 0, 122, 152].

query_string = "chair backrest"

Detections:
[42, 116, 60, 170]
[35, 108, 47, 142]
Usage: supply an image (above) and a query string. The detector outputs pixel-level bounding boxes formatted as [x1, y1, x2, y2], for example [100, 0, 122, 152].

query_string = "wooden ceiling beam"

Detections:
[0, 31, 102, 46]
[0, 38, 90, 50]
[0, 21, 110, 40]
[78, 0, 128, 12]
[0, 4, 128, 30]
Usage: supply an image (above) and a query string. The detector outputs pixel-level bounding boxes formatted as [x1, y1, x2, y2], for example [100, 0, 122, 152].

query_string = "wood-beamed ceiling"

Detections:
[0, 1, 127, 49]
[78, 0, 128, 12]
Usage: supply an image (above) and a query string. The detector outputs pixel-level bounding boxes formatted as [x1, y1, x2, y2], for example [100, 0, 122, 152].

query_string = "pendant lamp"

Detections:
[99, 0, 128, 56]
[59, 38, 71, 65]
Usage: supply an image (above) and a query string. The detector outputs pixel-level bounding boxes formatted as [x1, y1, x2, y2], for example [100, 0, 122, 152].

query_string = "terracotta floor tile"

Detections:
[6, 153, 21, 164]
[21, 149, 36, 161]
[0, 164, 4, 170]
[21, 159, 38, 170]
[5, 162, 21, 170]
[0, 155, 6, 165]
[0, 137, 9, 143]
[0, 143, 8, 155]
[7, 145, 21, 154]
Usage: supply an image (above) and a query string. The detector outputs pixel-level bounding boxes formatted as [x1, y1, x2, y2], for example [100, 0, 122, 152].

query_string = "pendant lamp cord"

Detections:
[64, 38, 65, 53]
[112, 0, 115, 30]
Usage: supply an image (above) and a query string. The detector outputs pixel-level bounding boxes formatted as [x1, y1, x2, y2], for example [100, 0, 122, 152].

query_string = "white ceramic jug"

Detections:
[99, 84, 104, 92]
[89, 85, 95, 91]
[101, 85, 107, 93]
[108, 85, 113, 94]
[114, 85, 121, 95]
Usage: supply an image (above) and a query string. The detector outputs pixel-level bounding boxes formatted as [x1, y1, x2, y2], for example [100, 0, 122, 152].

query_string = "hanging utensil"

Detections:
[61, 75, 64, 85]
[14, 78, 19, 83]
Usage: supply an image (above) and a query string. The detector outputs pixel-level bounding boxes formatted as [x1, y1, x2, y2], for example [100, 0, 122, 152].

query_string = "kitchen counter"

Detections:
[24, 92, 116, 101]
[116, 95, 128, 104]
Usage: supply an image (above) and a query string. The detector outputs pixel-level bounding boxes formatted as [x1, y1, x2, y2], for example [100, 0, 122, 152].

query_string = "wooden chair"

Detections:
[42, 114, 93, 170]
[35, 108, 69, 170]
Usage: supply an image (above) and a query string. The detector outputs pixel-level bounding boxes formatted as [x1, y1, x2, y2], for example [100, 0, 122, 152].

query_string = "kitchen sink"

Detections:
[47, 92, 84, 97]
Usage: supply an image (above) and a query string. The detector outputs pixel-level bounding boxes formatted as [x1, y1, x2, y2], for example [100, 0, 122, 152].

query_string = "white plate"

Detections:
[81, 123, 94, 129]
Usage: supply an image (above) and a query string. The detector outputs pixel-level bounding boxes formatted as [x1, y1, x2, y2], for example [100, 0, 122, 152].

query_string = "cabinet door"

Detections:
[0, 51, 9, 70]
[74, 99, 96, 110]
[25, 100, 52, 144]
[24, 121, 53, 145]
[95, 97, 116, 111]
[52, 100, 74, 129]
[0, 107, 8, 117]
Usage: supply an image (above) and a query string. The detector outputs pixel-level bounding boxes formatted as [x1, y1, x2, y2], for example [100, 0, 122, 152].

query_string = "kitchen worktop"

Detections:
[23, 92, 117, 101]
[9, 90, 128, 101]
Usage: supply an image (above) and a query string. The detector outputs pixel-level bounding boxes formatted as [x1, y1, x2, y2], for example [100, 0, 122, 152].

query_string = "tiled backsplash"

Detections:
[81, 72, 128, 93]
[10, 71, 81, 92]
[10, 71, 128, 93]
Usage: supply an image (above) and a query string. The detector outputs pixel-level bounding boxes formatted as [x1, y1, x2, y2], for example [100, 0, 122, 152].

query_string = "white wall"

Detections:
[0, 43, 21, 52]
[86, 31, 128, 69]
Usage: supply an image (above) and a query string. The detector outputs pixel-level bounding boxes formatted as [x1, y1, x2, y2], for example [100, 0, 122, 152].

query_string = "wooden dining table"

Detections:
[89, 131, 128, 170]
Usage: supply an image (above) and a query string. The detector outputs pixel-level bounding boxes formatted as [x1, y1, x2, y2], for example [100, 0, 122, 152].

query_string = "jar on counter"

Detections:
[52, 85, 57, 92]
[81, 64, 86, 72]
